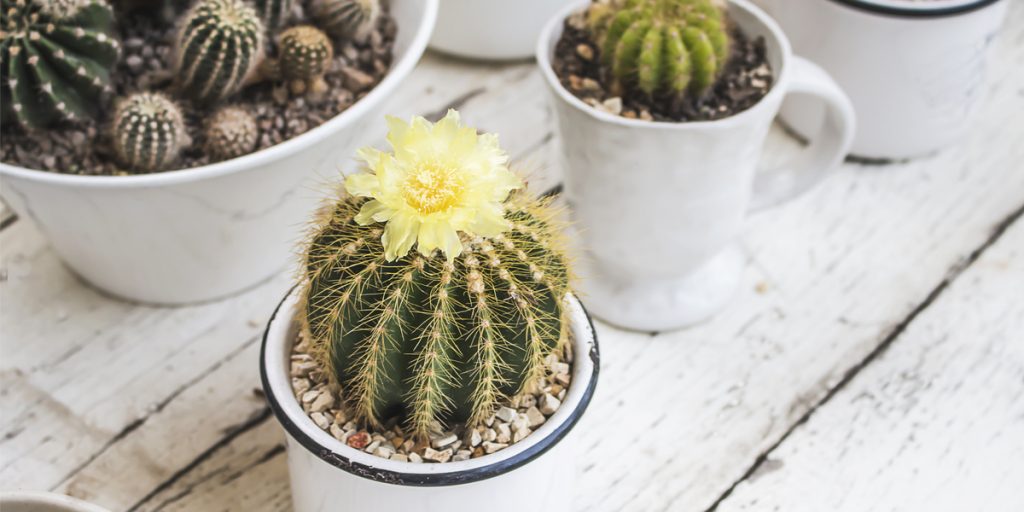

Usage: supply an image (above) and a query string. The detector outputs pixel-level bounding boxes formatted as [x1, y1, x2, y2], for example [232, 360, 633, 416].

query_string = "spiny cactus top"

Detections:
[587, 0, 730, 98]
[203, 105, 257, 162]
[277, 25, 333, 97]
[301, 111, 572, 440]
[173, 0, 264, 104]
[310, 0, 380, 42]
[252, 0, 292, 30]
[1, 0, 120, 129]
[111, 92, 187, 173]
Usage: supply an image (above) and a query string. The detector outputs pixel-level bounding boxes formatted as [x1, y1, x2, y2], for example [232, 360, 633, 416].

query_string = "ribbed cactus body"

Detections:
[302, 194, 570, 438]
[252, 0, 292, 29]
[111, 92, 186, 173]
[589, 0, 729, 98]
[277, 25, 332, 96]
[174, 0, 264, 104]
[309, 0, 379, 42]
[203, 105, 257, 161]
[1, 0, 120, 129]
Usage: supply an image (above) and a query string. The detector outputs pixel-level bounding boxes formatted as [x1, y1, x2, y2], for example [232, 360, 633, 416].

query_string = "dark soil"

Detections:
[0, 1, 396, 176]
[551, 10, 773, 123]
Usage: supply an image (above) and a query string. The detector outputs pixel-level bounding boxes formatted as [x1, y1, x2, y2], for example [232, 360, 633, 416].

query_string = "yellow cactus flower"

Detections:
[344, 110, 523, 261]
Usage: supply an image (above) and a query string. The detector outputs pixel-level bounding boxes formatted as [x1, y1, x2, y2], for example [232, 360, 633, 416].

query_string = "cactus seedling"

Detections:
[587, 0, 730, 98]
[252, 0, 293, 30]
[203, 105, 257, 161]
[309, 0, 380, 42]
[0, 0, 121, 129]
[111, 92, 187, 173]
[275, 25, 332, 97]
[301, 110, 572, 440]
[173, 0, 264, 104]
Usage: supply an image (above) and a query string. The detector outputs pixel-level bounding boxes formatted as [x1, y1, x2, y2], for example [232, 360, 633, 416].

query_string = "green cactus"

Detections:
[111, 92, 187, 173]
[300, 193, 572, 440]
[203, 105, 257, 162]
[173, 0, 264, 104]
[587, 0, 730, 98]
[272, 24, 332, 97]
[252, 0, 292, 30]
[0, 0, 120, 129]
[309, 0, 380, 42]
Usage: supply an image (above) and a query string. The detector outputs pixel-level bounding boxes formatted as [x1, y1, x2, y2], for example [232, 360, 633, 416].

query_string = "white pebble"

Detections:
[511, 414, 530, 433]
[467, 429, 482, 447]
[311, 412, 330, 430]
[408, 452, 423, 463]
[390, 453, 409, 462]
[525, 406, 545, 427]
[310, 391, 335, 413]
[539, 393, 561, 416]
[496, 423, 512, 443]
[453, 450, 472, 462]
[495, 406, 517, 423]
[423, 447, 452, 463]
[431, 433, 458, 449]
[483, 441, 508, 454]
[513, 427, 531, 443]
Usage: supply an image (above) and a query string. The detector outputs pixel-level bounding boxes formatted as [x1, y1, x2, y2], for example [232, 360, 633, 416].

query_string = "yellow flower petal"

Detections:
[345, 173, 380, 197]
[354, 199, 393, 225]
[381, 211, 419, 261]
[418, 218, 462, 261]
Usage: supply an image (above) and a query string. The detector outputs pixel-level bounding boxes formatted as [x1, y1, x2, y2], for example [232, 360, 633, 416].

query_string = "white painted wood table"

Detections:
[3, 4, 1023, 510]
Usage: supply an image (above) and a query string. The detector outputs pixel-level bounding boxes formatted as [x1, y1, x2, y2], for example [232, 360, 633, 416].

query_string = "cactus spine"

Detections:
[274, 24, 332, 97]
[1, 0, 120, 129]
[173, 0, 264, 104]
[587, 0, 730, 98]
[111, 92, 187, 173]
[251, 0, 293, 30]
[301, 193, 571, 440]
[309, 0, 380, 42]
[203, 105, 257, 161]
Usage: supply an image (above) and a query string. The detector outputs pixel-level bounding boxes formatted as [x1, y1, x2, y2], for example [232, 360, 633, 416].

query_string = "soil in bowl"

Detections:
[551, 5, 774, 123]
[0, 1, 396, 176]
[289, 331, 574, 463]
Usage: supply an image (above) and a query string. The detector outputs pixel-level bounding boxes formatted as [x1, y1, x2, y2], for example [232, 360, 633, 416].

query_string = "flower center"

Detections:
[403, 161, 465, 215]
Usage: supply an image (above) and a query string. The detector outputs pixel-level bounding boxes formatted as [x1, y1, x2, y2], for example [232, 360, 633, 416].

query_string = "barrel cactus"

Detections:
[173, 0, 264, 104]
[0, 0, 120, 129]
[252, 0, 293, 30]
[300, 110, 572, 440]
[203, 105, 257, 161]
[587, 0, 730, 98]
[309, 0, 380, 42]
[276, 25, 332, 97]
[111, 92, 187, 173]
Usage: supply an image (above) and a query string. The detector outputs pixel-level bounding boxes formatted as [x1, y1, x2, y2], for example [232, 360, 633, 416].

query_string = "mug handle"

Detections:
[750, 56, 856, 211]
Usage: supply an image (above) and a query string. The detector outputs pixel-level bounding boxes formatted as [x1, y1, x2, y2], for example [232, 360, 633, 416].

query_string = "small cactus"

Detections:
[273, 25, 333, 97]
[111, 92, 187, 173]
[587, 0, 730, 98]
[0, 0, 121, 129]
[309, 0, 380, 42]
[300, 111, 572, 440]
[252, 0, 293, 30]
[173, 0, 264, 104]
[203, 105, 257, 161]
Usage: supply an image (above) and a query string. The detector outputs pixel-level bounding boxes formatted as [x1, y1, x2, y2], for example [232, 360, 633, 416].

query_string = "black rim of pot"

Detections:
[259, 286, 601, 487]
[828, 0, 1002, 17]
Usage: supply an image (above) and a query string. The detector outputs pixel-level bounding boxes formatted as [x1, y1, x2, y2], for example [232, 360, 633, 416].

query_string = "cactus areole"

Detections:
[587, 0, 731, 98]
[299, 111, 576, 441]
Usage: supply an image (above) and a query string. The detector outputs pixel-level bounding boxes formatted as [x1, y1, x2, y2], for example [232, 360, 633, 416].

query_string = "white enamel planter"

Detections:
[538, 0, 856, 331]
[0, 0, 437, 305]
[260, 287, 599, 512]
[429, 0, 577, 60]
[755, 0, 1008, 159]
[0, 492, 111, 512]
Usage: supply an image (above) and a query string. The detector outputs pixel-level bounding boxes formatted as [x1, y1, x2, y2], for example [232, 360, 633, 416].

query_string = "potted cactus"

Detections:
[0, 0, 438, 304]
[261, 111, 599, 512]
[536, 0, 856, 331]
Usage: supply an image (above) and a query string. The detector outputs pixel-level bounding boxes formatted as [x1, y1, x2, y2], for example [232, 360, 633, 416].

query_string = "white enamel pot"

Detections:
[755, 0, 1009, 159]
[429, 0, 577, 60]
[0, 492, 111, 512]
[260, 287, 599, 512]
[0, 0, 438, 305]
[538, 0, 856, 331]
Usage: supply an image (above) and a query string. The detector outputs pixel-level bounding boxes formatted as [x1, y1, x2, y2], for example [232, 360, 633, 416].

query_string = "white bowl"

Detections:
[0, 0, 438, 305]
[0, 492, 111, 512]
[429, 0, 577, 60]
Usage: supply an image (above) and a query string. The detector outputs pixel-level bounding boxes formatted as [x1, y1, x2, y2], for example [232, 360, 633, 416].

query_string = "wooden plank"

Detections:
[716, 222, 1024, 512]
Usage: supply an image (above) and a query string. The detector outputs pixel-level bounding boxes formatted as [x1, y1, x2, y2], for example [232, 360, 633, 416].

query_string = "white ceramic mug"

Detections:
[537, 0, 856, 331]
[755, 0, 1008, 159]
[429, 0, 578, 60]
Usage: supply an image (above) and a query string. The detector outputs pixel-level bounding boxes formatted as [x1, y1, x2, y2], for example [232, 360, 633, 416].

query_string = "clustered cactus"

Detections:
[203, 105, 257, 162]
[111, 92, 187, 173]
[587, 0, 731, 98]
[0, 0, 121, 129]
[310, 0, 380, 42]
[173, 0, 264, 104]
[301, 194, 571, 439]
